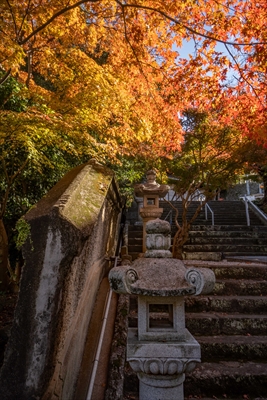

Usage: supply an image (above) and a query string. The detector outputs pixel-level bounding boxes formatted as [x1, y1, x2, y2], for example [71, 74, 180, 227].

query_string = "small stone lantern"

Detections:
[134, 170, 170, 252]
[109, 219, 215, 400]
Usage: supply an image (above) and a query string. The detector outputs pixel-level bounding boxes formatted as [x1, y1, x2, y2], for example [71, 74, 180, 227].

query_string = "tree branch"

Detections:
[5, 0, 18, 37]
[17, 0, 32, 42]
[0, 69, 11, 85]
[17, 0, 266, 48]
[115, 0, 267, 47]
[224, 43, 265, 108]
[164, 199, 180, 229]
[19, 0, 101, 45]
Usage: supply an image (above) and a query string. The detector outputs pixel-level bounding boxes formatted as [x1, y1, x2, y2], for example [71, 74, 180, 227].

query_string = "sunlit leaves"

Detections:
[1, 0, 267, 164]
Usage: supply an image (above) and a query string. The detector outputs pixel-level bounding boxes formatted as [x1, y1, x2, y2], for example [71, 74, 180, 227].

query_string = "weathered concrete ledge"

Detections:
[0, 160, 122, 400]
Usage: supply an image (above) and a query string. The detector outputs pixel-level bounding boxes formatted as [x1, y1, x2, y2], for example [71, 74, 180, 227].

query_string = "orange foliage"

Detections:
[1, 0, 267, 157]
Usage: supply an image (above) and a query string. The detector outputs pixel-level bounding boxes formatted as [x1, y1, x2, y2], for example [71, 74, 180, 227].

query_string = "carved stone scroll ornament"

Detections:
[108, 266, 138, 294]
[185, 267, 215, 295]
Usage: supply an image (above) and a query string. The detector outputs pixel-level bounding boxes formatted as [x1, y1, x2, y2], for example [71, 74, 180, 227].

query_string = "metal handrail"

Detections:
[205, 203, 214, 226]
[243, 195, 267, 226]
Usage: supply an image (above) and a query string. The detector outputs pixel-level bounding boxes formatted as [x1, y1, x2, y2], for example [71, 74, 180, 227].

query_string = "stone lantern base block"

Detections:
[128, 327, 201, 361]
[127, 328, 201, 400]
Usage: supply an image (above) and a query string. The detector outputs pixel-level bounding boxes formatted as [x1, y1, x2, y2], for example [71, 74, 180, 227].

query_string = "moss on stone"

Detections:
[62, 168, 112, 231]
[15, 217, 32, 250]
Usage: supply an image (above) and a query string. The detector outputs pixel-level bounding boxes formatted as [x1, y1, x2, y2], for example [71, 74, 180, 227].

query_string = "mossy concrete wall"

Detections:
[225, 182, 260, 200]
[0, 160, 122, 400]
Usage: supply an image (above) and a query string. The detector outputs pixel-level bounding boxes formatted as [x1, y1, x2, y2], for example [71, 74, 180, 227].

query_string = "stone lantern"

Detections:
[109, 218, 215, 400]
[134, 170, 170, 252]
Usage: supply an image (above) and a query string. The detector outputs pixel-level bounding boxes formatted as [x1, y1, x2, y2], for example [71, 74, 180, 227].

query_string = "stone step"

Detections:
[128, 225, 143, 231]
[185, 295, 267, 314]
[122, 392, 252, 400]
[160, 202, 264, 226]
[193, 220, 262, 226]
[128, 237, 142, 245]
[128, 235, 267, 245]
[128, 232, 143, 240]
[127, 224, 266, 235]
[128, 310, 267, 336]
[188, 225, 267, 231]
[184, 252, 224, 261]
[126, 260, 267, 280]
[185, 312, 267, 336]
[123, 391, 249, 400]
[196, 335, 267, 362]
[128, 236, 267, 259]
[184, 361, 267, 398]
[129, 251, 267, 263]
[214, 279, 267, 296]
[128, 245, 143, 254]
[129, 309, 267, 334]
[130, 296, 267, 317]
[189, 230, 267, 238]
[183, 243, 267, 253]
[185, 397, 267, 400]
[224, 253, 267, 259]
[185, 398, 267, 400]
[172, 219, 262, 227]
[124, 361, 267, 398]
[162, 200, 264, 218]
[206, 263, 267, 280]
[127, 234, 266, 245]
[188, 237, 266, 245]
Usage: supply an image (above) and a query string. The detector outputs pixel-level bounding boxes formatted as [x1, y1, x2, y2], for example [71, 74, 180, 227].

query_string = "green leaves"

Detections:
[166, 108, 252, 200]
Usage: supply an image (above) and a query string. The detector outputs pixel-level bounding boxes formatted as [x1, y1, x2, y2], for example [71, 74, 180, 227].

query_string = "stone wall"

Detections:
[225, 182, 260, 200]
[0, 160, 122, 400]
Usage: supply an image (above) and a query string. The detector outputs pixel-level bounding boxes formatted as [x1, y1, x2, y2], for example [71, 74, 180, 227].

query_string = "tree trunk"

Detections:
[172, 223, 190, 259]
[0, 219, 10, 290]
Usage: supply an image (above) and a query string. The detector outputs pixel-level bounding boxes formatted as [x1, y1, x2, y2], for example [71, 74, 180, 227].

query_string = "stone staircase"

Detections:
[123, 260, 267, 399]
[161, 200, 263, 226]
[183, 260, 267, 399]
[123, 199, 267, 399]
[184, 225, 267, 260]
[126, 200, 267, 260]
[127, 225, 143, 260]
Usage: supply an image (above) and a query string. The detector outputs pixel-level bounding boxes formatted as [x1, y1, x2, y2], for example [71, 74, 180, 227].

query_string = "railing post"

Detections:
[244, 195, 250, 226]
[205, 203, 214, 226]
[211, 210, 214, 226]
